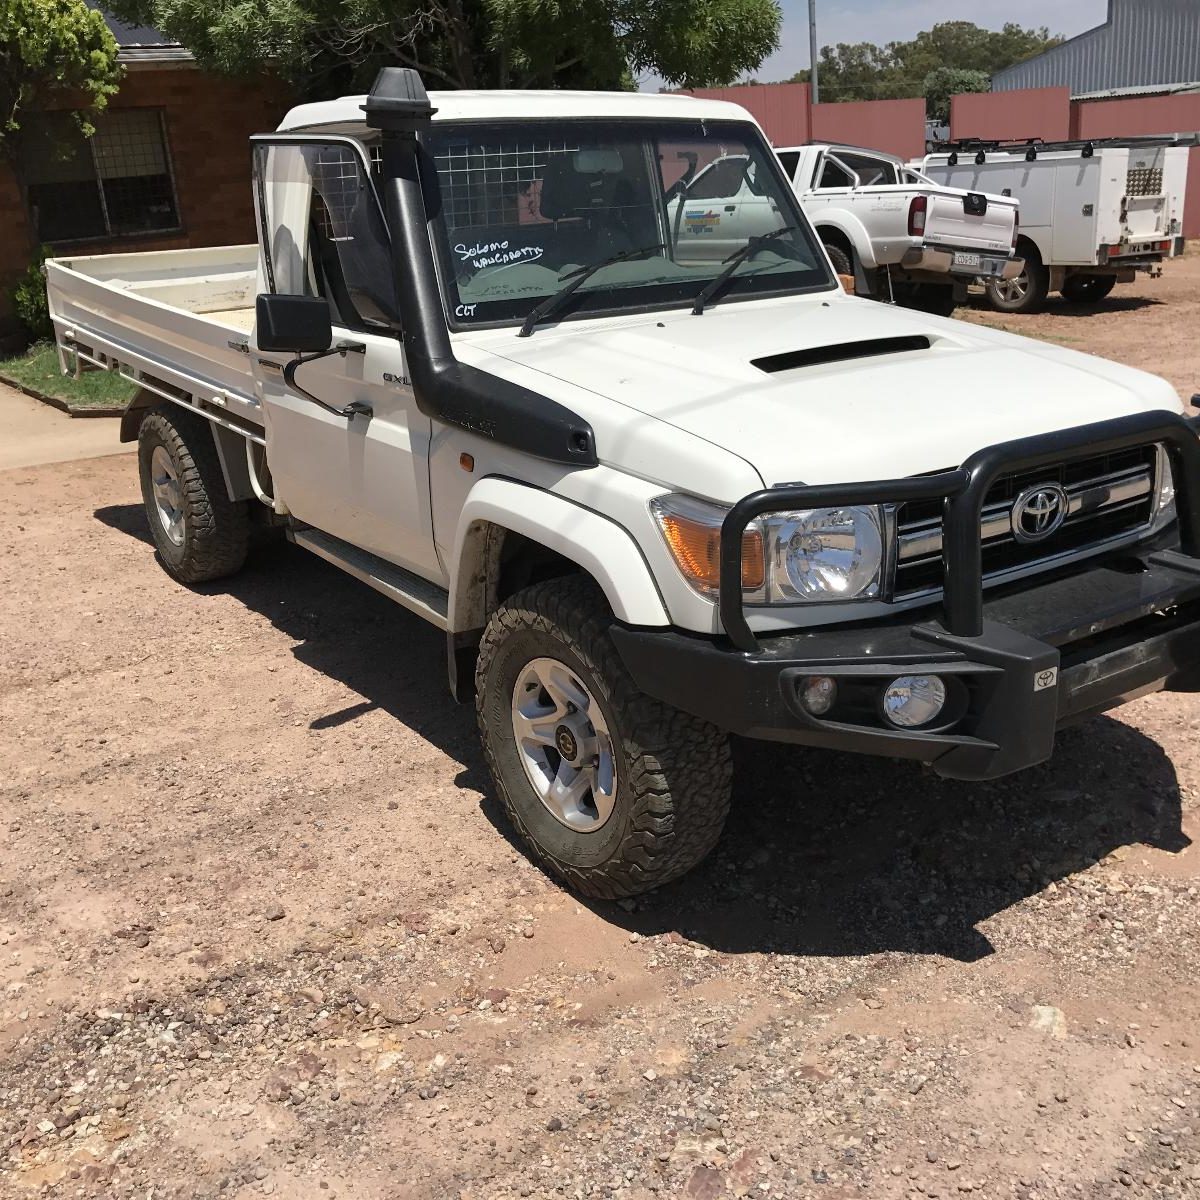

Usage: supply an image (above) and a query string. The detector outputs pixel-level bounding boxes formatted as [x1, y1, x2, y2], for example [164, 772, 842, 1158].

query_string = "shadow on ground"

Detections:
[96, 502, 1192, 965]
[966, 294, 1164, 319]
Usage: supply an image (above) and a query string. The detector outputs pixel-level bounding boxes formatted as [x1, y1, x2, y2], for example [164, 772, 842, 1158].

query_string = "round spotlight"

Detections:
[882, 675, 946, 729]
[799, 675, 838, 717]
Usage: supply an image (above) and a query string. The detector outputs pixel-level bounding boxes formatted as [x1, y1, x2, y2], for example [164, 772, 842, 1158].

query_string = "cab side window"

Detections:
[776, 151, 800, 182]
[253, 140, 400, 330]
[686, 156, 751, 201]
[815, 156, 856, 189]
[836, 151, 898, 186]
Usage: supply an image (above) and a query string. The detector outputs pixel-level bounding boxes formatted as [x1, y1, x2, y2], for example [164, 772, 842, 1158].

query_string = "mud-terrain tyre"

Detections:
[1061, 273, 1116, 304]
[823, 241, 853, 279]
[137, 404, 250, 584]
[475, 576, 733, 899]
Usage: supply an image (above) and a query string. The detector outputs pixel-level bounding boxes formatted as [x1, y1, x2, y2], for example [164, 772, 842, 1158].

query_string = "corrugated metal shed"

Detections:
[993, 0, 1200, 95]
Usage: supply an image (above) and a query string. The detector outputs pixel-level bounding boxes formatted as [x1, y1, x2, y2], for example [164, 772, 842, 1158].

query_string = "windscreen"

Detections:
[425, 119, 833, 326]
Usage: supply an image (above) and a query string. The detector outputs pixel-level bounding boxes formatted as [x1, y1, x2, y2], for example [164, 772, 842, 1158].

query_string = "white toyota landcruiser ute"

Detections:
[46, 72, 1200, 898]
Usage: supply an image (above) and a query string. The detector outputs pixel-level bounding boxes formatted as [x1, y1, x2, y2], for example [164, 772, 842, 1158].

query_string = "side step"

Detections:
[290, 527, 449, 630]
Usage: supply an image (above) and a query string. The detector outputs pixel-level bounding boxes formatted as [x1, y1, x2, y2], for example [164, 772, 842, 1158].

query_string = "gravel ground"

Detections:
[3, 256, 1200, 1200]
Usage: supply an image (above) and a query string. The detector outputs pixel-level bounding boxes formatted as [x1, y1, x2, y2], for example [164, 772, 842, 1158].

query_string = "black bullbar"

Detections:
[609, 410, 1200, 783]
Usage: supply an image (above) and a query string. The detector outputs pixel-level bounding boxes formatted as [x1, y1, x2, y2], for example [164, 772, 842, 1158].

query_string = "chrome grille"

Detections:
[1126, 166, 1163, 197]
[893, 444, 1159, 597]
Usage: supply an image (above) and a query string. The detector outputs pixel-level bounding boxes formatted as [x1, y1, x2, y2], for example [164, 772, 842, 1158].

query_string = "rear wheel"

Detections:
[137, 405, 249, 583]
[985, 252, 1049, 314]
[822, 241, 853, 279]
[1061, 274, 1117, 304]
[476, 576, 732, 898]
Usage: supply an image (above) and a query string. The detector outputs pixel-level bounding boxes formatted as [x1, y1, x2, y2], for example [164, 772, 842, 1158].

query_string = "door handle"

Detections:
[724, 204, 737, 212]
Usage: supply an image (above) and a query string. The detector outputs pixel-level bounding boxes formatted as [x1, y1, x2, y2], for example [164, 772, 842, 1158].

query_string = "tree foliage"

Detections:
[923, 66, 989, 123]
[0, 0, 123, 156]
[784, 20, 1062, 108]
[104, 0, 782, 95]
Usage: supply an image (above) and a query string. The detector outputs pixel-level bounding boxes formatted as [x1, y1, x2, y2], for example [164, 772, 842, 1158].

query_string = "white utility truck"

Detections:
[46, 71, 1200, 899]
[919, 137, 1191, 313]
[769, 142, 1021, 315]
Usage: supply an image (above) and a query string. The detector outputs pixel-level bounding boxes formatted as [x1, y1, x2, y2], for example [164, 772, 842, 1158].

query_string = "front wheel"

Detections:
[475, 577, 732, 898]
[1061, 274, 1117, 304]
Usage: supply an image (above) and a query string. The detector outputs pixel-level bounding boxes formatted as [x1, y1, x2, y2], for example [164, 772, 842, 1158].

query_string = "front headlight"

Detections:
[650, 494, 884, 604]
[764, 506, 883, 602]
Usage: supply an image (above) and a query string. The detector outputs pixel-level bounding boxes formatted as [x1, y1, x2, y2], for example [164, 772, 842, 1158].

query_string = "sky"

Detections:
[639, 0, 1110, 88]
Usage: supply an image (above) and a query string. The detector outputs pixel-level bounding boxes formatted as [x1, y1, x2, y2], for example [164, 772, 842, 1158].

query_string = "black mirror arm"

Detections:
[282, 341, 371, 419]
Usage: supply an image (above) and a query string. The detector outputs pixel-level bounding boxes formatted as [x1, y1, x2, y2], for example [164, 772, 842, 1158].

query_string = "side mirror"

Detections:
[255, 294, 332, 354]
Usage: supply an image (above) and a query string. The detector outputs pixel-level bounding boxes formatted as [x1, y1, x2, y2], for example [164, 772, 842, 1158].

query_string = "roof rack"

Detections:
[926, 134, 1195, 163]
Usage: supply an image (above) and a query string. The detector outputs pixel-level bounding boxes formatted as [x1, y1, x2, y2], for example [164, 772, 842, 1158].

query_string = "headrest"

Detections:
[539, 149, 625, 220]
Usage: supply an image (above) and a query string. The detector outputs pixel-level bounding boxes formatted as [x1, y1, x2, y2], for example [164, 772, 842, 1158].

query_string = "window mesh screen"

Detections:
[431, 136, 580, 228]
[311, 146, 362, 239]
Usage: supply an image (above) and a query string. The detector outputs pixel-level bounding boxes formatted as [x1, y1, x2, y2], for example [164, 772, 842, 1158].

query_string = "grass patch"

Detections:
[0, 341, 135, 409]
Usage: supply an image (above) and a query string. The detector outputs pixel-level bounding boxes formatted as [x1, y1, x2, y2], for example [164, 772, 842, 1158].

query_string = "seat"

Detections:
[539, 151, 636, 262]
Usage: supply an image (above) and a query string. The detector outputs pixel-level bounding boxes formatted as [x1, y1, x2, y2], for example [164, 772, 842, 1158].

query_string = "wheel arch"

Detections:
[449, 479, 670, 635]
[444, 479, 670, 703]
[813, 214, 876, 268]
[123, 390, 256, 502]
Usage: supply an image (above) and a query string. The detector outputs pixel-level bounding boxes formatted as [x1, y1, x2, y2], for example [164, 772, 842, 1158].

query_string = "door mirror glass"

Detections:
[255, 293, 332, 353]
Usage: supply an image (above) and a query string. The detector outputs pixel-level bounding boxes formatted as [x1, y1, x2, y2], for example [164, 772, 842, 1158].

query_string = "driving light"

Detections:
[799, 675, 837, 716]
[765, 507, 883, 602]
[650, 494, 764, 597]
[882, 675, 946, 729]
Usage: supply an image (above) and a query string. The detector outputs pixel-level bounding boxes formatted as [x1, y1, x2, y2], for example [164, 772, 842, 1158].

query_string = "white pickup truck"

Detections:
[769, 142, 1021, 315]
[919, 137, 1191, 313]
[47, 72, 1200, 899]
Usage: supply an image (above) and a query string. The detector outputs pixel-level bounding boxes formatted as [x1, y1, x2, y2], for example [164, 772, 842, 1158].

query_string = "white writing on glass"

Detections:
[454, 240, 544, 270]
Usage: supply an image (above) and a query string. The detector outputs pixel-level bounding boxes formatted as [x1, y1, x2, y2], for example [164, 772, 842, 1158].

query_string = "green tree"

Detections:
[0, 0, 123, 157]
[923, 66, 989, 123]
[778, 21, 1061, 108]
[104, 0, 782, 95]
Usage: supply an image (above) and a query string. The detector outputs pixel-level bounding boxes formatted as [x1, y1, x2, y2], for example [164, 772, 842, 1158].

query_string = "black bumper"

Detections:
[613, 551, 1200, 781]
[613, 410, 1200, 783]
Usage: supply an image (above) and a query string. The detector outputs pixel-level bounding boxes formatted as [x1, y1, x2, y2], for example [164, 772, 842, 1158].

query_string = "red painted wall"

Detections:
[1073, 93, 1200, 140]
[811, 98, 926, 159]
[675, 83, 812, 146]
[950, 87, 1072, 143]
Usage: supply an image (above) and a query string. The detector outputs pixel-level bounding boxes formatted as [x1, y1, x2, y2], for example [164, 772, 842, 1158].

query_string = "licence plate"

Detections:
[953, 252, 981, 269]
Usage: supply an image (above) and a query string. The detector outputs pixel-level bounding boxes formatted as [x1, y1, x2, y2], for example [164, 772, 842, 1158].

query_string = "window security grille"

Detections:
[20, 110, 180, 243]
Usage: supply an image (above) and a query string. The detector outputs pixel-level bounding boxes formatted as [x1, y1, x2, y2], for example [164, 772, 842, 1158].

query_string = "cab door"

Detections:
[250, 136, 441, 581]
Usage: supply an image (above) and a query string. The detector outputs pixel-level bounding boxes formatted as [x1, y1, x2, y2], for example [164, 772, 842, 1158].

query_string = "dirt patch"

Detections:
[959, 246, 1200, 403]
[3, 285, 1200, 1198]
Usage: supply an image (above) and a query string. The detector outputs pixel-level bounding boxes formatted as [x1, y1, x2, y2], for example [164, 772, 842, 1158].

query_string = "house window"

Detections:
[20, 110, 180, 243]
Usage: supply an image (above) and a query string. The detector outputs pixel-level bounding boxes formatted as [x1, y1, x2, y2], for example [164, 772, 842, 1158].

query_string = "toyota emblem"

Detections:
[1011, 483, 1068, 544]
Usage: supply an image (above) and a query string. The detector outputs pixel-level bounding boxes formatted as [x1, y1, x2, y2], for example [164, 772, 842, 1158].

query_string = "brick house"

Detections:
[0, 9, 292, 325]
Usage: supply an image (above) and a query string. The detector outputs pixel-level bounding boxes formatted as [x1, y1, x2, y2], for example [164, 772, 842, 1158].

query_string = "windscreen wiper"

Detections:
[518, 243, 667, 337]
[690, 225, 805, 316]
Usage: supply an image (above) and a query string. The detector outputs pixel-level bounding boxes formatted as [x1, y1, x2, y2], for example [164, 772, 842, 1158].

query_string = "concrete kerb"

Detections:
[0, 372, 125, 418]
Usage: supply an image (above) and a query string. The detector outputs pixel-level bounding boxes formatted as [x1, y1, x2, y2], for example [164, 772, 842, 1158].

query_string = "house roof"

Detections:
[88, 3, 195, 63]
